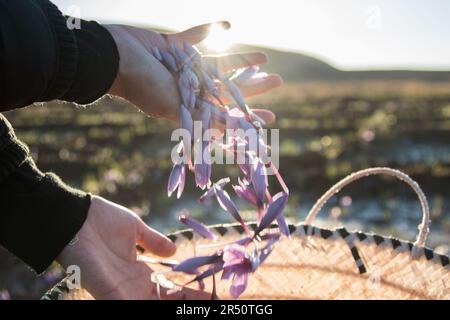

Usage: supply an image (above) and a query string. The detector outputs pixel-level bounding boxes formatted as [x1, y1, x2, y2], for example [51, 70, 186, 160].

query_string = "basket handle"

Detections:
[304, 167, 430, 247]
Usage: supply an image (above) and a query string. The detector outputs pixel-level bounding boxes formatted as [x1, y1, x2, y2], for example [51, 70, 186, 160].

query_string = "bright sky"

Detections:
[53, 0, 450, 70]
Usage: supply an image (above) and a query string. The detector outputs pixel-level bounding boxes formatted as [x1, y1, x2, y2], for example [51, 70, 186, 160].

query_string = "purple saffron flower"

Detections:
[194, 140, 211, 189]
[183, 41, 200, 62]
[276, 214, 291, 238]
[254, 192, 289, 235]
[186, 69, 200, 89]
[214, 186, 249, 233]
[199, 102, 212, 130]
[249, 154, 268, 208]
[173, 254, 222, 273]
[230, 273, 249, 299]
[237, 152, 251, 177]
[225, 107, 247, 131]
[161, 50, 178, 72]
[198, 178, 230, 202]
[179, 212, 217, 240]
[188, 87, 196, 109]
[162, 37, 293, 300]
[230, 66, 259, 85]
[233, 177, 258, 207]
[178, 78, 191, 108]
[256, 134, 269, 161]
[201, 71, 218, 97]
[222, 244, 247, 267]
[167, 160, 185, 198]
[179, 104, 193, 156]
[151, 47, 162, 61]
[172, 45, 192, 68]
[222, 78, 247, 112]
[185, 261, 224, 285]
[222, 244, 253, 298]
[179, 104, 193, 134]
[238, 117, 255, 133]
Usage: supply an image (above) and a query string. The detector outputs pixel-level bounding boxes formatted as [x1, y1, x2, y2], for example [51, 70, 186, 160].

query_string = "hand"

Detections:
[104, 22, 282, 124]
[57, 196, 210, 300]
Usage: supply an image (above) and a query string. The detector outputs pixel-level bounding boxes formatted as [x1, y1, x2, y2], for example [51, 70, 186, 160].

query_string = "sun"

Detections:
[203, 24, 233, 53]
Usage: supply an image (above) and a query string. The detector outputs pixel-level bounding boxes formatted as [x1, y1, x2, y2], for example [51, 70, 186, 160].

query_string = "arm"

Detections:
[0, 0, 119, 109]
[0, 0, 119, 274]
[0, 0, 282, 299]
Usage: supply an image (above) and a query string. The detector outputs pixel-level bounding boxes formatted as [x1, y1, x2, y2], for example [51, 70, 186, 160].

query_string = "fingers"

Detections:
[237, 74, 283, 98]
[136, 220, 176, 257]
[203, 52, 267, 73]
[252, 109, 276, 124]
[176, 21, 231, 45]
[216, 73, 283, 102]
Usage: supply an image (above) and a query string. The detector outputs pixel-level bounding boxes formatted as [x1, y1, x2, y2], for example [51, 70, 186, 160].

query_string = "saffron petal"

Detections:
[167, 162, 182, 197]
[249, 155, 268, 207]
[214, 187, 246, 228]
[161, 50, 178, 72]
[222, 78, 247, 112]
[176, 163, 186, 198]
[183, 41, 200, 62]
[276, 214, 291, 238]
[231, 66, 259, 85]
[179, 104, 193, 138]
[194, 141, 211, 189]
[230, 272, 249, 299]
[222, 244, 246, 267]
[179, 212, 217, 240]
[255, 192, 289, 235]
[186, 261, 224, 285]
[179, 79, 191, 108]
[172, 45, 191, 67]
[173, 254, 222, 273]
[201, 71, 218, 96]
[233, 178, 258, 207]
[151, 47, 162, 61]
[198, 178, 230, 202]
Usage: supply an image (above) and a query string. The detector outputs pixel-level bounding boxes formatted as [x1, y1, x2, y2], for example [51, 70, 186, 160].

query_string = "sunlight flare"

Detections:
[203, 23, 233, 52]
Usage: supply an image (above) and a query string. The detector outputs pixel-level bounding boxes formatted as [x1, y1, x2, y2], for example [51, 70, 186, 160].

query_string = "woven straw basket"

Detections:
[43, 168, 450, 300]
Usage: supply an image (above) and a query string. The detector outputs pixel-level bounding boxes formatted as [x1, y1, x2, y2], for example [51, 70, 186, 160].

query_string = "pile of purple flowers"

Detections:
[153, 40, 289, 299]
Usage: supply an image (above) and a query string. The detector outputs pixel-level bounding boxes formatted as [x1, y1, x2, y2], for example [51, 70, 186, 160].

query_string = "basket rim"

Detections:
[41, 221, 450, 300]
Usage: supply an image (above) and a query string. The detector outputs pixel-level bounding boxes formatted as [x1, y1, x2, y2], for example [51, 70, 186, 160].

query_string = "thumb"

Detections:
[177, 21, 231, 45]
[136, 219, 176, 257]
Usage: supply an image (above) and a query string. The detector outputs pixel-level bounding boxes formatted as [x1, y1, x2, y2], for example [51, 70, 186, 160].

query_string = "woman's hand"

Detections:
[104, 22, 282, 124]
[57, 196, 209, 300]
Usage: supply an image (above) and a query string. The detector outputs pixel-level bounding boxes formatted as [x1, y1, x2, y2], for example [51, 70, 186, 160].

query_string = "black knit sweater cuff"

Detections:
[0, 159, 91, 274]
[35, 0, 119, 104]
[61, 20, 120, 104]
[34, 0, 78, 100]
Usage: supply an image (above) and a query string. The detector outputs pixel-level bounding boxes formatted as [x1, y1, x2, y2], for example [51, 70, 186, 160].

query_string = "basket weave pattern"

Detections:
[44, 223, 450, 300]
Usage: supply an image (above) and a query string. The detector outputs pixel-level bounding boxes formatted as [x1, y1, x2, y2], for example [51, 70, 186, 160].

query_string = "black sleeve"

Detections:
[0, 114, 91, 274]
[0, 0, 119, 109]
[0, 0, 119, 274]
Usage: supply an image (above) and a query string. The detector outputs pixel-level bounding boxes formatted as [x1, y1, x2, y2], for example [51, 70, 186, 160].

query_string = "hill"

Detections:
[226, 44, 450, 82]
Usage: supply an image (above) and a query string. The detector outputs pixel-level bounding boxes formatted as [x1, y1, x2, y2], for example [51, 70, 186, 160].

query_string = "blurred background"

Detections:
[1, 0, 449, 299]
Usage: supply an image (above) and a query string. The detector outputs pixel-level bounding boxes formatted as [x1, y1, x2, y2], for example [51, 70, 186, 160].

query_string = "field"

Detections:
[1, 80, 449, 299]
